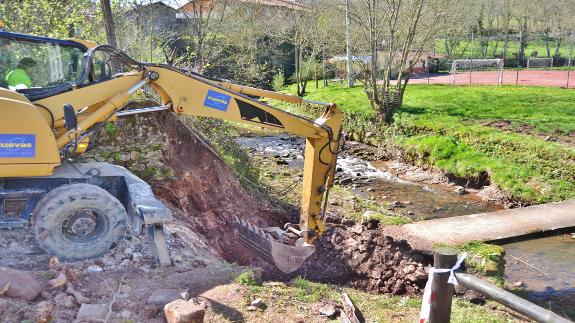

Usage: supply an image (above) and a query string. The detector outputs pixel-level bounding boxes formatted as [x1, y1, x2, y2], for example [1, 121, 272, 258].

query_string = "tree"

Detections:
[0, 0, 103, 41]
[100, 0, 118, 48]
[349, 0, 459, 124]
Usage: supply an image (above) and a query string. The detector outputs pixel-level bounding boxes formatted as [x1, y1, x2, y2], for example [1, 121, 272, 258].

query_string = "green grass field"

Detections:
[435, 38, 574, 61]
[279, 83, 575, 204]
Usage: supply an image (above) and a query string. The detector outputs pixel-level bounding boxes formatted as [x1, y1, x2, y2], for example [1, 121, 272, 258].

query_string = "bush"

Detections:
[272, 70, 285, 91]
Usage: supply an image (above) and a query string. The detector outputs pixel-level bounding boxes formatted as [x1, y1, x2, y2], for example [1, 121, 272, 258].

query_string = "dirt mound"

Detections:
[293, 223, 431, 295]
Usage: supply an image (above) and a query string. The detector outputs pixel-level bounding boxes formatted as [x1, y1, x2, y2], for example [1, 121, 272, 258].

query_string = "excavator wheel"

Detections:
[32, 183, 128, 261]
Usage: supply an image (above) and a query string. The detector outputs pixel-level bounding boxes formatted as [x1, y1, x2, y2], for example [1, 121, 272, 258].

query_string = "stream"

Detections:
[237, 134, 575, 319]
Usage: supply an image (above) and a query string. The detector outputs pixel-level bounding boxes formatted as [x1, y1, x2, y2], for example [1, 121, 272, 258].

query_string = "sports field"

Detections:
[410, 70, 575, 87]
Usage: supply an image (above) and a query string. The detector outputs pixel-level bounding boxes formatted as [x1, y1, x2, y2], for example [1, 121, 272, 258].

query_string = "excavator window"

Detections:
[0, 31, 86, 95]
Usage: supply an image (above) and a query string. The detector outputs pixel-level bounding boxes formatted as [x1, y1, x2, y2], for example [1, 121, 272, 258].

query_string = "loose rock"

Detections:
[318, 303, 339, 318]
[119, 309, 132, 319]
[87, 265, 103, 273]
[391, 201, 404, 208]
[250, 298, 265, 309]
[143, 304, 161, 319]
[0, 267, 42, 301]
[454, 186, 467, 195]
[35, 301, 55, 322]
[49, 271, 67, 288]
[64, 295, 75, 308]
[164, 299, 205, 323]
[0, 298, 8, 314]
[147, 289, 189, 305]
[76, 303, 108, 320]
[246, 305, 257, 311]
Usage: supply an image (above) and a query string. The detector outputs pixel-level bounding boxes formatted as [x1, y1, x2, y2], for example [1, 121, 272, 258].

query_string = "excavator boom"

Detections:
[0, 31, 342, 273]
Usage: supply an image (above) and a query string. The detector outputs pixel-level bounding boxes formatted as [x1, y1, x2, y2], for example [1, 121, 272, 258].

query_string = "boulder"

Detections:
[76, 303, 109, 320]
[147, 289, 189, 305]
[164, 299, 205, 323]
[0, 267, 42, 301]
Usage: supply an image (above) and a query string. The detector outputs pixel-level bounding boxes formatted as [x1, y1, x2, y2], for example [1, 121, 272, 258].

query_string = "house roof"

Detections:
[125, 1, 177, 14]
[177, 0, 309, 13]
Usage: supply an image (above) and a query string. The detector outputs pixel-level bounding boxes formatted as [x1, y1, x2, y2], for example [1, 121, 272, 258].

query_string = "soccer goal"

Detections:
[527, 57, 553, 68]
[450, 59, 504, 85]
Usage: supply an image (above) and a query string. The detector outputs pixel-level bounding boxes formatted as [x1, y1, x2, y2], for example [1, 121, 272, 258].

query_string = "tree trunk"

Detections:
[545, 29, 551, 57]
[100, 0, 118, 48]
[444, 37, 451, 56]
[345, 0, 355, 87]
[518, 18, 528, 66]
[554, 37, 562, 58]
[492, 37, 500, 57]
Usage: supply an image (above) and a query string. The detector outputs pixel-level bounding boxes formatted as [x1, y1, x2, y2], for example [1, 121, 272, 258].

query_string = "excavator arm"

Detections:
[149, 67, 343, 272]
[36, 55, 342, 273]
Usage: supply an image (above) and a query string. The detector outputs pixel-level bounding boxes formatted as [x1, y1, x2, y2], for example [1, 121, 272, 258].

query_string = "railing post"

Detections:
[429, 247, 459, 323]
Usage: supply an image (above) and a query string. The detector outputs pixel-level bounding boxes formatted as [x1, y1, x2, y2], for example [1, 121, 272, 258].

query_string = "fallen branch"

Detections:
[339, 292, 360, 323]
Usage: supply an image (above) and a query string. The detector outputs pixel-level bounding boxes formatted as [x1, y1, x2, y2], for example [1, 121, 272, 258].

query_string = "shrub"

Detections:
[272, 70, 285, 92]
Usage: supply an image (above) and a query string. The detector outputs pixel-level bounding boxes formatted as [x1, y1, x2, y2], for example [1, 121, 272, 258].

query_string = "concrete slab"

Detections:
[385, 199, 575, 250]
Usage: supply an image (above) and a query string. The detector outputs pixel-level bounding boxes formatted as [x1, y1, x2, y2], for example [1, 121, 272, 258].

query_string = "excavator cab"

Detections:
[0, 32, 86, 92]
[0, 30, 343, 274]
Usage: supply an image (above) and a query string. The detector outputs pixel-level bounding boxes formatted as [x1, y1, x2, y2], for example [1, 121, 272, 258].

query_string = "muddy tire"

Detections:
[32, 183, 127, 261]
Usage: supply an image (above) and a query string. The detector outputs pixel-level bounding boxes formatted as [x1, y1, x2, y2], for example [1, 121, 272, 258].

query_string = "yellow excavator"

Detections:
[0, 31, 342, 273]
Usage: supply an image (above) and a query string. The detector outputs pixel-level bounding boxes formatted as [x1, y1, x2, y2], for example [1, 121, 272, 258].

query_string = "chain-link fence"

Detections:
[409, 32, 575, 88]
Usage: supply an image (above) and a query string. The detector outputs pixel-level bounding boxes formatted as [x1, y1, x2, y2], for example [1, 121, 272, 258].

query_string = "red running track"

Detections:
[409, 70, 575, 88]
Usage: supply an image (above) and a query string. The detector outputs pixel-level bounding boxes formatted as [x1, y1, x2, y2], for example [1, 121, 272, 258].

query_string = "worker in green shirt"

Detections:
[0, 39, 15, 88]
[6, 57, 36, 90]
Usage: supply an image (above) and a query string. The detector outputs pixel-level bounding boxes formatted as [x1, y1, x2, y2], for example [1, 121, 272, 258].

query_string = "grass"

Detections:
[457, 241, 506, 280]
[278, 83, 575, 204]
[221, 278, 526, 322]
[435, 38, 574, 61]
[292, 276, 338, 303]
[235, 270, 260, 287]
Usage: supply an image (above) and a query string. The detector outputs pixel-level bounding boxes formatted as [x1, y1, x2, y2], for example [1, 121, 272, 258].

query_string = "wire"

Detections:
[33, 103, 55, 129]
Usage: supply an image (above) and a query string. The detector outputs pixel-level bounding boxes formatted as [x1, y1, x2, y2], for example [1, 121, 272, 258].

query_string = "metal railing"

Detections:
[428, 248, 573, 323]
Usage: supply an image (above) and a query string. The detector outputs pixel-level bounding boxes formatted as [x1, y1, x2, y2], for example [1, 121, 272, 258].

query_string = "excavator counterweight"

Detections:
[0, 31, 342, 273]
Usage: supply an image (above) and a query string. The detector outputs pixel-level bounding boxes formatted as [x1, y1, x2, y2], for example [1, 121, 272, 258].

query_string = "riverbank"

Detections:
[274, 83, 575, 206]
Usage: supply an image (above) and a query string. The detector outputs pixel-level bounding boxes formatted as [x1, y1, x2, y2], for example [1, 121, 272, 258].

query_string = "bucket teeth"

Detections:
[234, 217, 316, 273]
[234, 216, 275, 264]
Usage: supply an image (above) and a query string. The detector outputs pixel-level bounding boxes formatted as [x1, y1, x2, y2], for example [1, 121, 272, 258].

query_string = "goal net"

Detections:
[527, 57, 553, 68]
[450, 59, 504, 85]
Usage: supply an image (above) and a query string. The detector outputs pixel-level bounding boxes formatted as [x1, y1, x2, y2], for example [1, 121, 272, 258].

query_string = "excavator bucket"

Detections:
[235, 217, 315, 273]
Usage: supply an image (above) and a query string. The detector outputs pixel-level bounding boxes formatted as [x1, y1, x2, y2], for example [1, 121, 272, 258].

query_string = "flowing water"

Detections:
[237, 134, 501, 220]
[237, 134, 574, 318]
[503, 234, 575, 318]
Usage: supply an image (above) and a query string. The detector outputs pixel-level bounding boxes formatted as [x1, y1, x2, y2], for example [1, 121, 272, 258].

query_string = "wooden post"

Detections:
[429, 247, 459, 323]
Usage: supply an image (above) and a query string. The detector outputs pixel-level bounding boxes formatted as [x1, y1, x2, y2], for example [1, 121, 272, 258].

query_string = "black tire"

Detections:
[32, 183, 127, 261]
